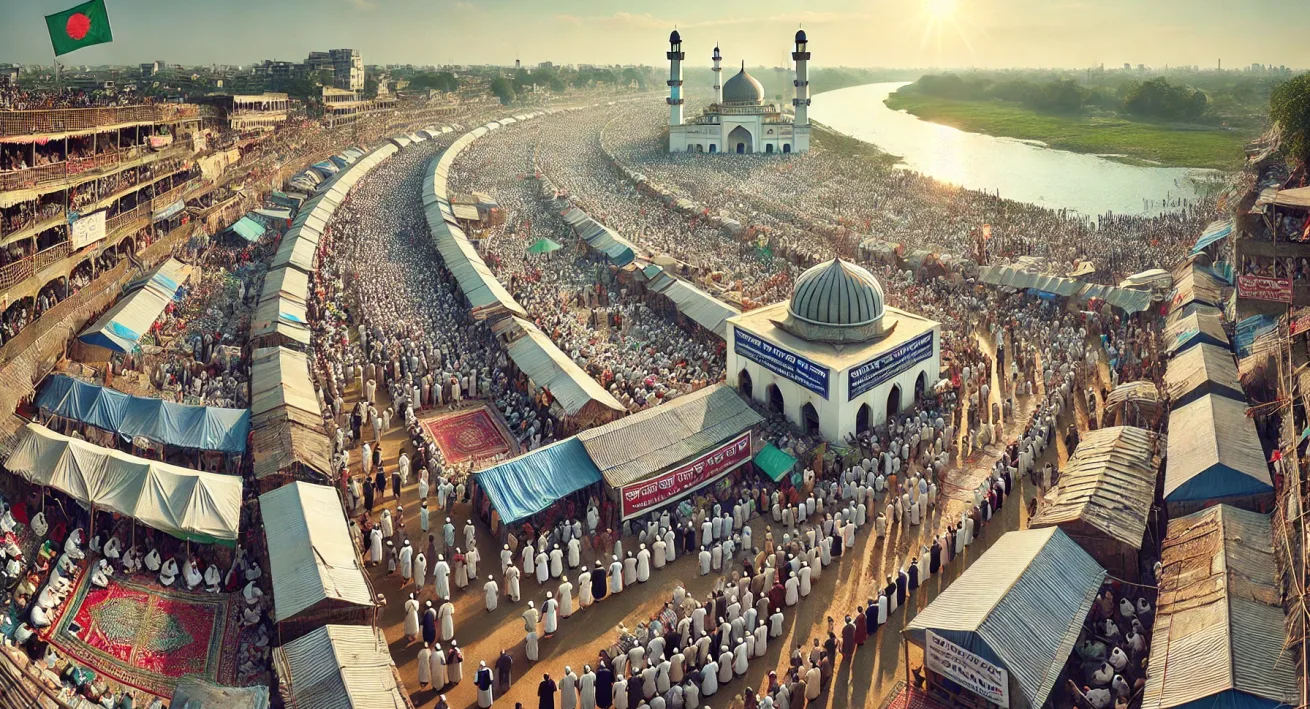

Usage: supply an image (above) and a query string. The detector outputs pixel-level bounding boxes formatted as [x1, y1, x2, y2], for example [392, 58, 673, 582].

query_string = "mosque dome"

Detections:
[779, 258, 889, 343]
[722, 64, 764, 105]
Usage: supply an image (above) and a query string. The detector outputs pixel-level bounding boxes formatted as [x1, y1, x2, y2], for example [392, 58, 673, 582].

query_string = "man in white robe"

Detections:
[484, 578, 499, 612]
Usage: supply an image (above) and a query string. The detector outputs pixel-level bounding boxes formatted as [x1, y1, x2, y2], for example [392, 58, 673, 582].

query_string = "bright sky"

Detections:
[3, 0, 1309, 70]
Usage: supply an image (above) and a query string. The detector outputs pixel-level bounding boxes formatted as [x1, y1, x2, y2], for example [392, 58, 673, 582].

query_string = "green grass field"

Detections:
[883, 87, 1250, 171]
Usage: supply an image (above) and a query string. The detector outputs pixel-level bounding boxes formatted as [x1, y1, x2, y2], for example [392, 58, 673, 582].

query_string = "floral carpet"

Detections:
[422, 407, 513, 464]
[46, 574, 239, 698]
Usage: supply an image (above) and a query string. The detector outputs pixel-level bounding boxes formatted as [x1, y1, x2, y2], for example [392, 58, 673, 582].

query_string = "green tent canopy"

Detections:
[527, 238, 563, 255]
[228, 216, 266, 243]
[754, 443, 797, 482]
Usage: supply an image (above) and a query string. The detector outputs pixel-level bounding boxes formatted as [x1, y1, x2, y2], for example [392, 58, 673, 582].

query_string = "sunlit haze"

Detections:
[2, 0, 1309, 68]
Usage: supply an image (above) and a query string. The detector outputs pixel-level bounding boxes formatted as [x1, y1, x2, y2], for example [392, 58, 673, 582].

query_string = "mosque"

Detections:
[726, 258, 941, 442]
[666, 29, 812, 154]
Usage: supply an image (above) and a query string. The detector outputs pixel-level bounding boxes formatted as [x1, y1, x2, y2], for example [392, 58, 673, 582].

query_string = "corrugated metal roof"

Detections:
[904, 528, 1105, 709]
[260, 482, 374, 622]
[644, 264, 739, 338]
[260, 266, 309, 306]
[1104, 381, 1161, 409]
[1141, 505, 1298, 709]
[1169, 265, 1227, 312]
[1030, 426, 1163, 548]
[272, 625, 408, 709]
[501, 317, 624, 418]
[250, 346, 321, 419]
[251, 414, 331, 480]
[1164, 343, 1244, 407]
[251, 296, 311, 346]
[577, 384, 763, 487]
[1165, 310, 1229, 355]
[1164, 394, 1271, 502]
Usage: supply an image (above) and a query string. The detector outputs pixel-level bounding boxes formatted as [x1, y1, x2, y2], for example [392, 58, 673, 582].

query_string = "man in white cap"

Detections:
[524, 601, 541, 661]
[609, 555, 624, 595]
[484, 576, 499, 612]
[434, 554, 450, 599]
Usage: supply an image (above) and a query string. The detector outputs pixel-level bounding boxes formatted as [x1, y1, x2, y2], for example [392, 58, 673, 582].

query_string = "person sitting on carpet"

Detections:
[244, 560, 262, 582]
[36, 582, 63, 611]
[204, 563, 222, 592]
[159, 556, 179, 587]
[63, 529, 85, 561]
[183, 557, 202, 590]
[241, 603, 261, 626]
[2, 531, 22, 561]
[243, 579, 264, 607]
[143, 547, 161, 573]
[90, 558, 112, 589]
[0, 504, 15, 534]
[102, 536, 122, 562]
[121, 546, 141, 574]
[30, 601, 51, 628]
[30, 511, 47, 538]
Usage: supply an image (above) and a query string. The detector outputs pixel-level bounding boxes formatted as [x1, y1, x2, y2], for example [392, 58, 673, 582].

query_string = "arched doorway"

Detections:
[696, 144, 704, 153]
[765, 144, 774, 154]
[914, 371, 927, 402]
[856, 403, 871, 434]
[801, 403, 820, 435]
[783, 144, 792, 154]
[767, 384, 784, 414]
[886, 384, 901, 418]
[729, 126, 752, 154]
[708, 144, 717, 153]
[738, 369, 753, 400]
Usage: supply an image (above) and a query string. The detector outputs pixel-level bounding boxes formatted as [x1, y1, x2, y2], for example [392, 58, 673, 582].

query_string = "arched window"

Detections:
[783, 144, 792, 154]
[856, 403, 872, 434]
[767, 384, 784, 414]
[886, 384, 901, 418]
[801, 403, 820, 435]
[738, 369, 753, 400]
[708, 144, 717, 153]
[914, 371, 927, 403]
[765, 144, 774, 154]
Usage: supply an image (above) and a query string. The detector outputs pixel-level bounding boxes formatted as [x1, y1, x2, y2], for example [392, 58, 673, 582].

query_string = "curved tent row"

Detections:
[640, 264, 740, 339]
[36, 374, 250, 454]
[978, 264, 1152, 312]
[5, 423, 242, 543]
[492, 316, 625, 424]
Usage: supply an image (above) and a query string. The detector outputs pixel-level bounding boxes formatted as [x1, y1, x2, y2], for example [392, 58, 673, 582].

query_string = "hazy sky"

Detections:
[3, 0, 1309, 70]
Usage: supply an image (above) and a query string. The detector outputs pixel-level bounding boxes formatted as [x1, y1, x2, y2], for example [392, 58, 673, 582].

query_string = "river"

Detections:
[810, 82, 1219, 217]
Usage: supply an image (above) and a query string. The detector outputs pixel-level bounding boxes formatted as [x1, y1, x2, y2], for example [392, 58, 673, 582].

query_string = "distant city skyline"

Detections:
[2, 0, 1309, 71]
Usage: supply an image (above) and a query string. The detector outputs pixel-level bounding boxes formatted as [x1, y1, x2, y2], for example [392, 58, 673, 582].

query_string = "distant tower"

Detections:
[712, 45, 723, 105]
[667, 30, 685, 129]
[792, 29, 811, 152]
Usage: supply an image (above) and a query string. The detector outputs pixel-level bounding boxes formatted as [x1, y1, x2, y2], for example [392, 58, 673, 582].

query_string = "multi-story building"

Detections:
[0, 101, 205, 334]
[1, 65, 18, 86]
[305, 51, 332, 75]
[320, 86, 395, 128]
[202, 93, 290, 132]
[329, 48, 364, 91]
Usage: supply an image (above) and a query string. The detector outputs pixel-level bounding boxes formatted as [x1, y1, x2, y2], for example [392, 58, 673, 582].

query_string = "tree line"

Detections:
[913, 73, 1212, 120]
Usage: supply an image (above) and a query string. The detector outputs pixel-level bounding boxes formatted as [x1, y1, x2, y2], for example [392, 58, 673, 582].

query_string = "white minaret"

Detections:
[792, 29, 811, 152]
[712, 44, 723, 105]
[667, 30, 685, 128]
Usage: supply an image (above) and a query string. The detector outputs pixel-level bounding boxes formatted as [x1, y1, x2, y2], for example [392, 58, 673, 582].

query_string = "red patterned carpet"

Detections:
[45, 574, 238, 698]
[880, 683, 956, 709]
[422, 407, 514, 464]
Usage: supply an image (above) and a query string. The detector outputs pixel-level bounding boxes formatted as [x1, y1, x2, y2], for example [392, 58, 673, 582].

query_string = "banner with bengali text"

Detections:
[69, 210, 106, 250]
[620, 431, 751, 519]
[1237, 274, 1292, 304]
[925, 630, 1010, 708]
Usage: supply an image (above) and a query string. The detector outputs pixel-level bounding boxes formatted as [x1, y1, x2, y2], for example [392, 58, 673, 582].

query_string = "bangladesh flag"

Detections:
[45, 0, 114, 57]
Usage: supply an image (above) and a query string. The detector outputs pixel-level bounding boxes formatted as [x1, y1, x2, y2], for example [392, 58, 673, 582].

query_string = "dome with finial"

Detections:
[780, 258, 888, 343]
[669, 29, 681, 44]
[722, 63, 764, 105]
[795, 29, 807, 43]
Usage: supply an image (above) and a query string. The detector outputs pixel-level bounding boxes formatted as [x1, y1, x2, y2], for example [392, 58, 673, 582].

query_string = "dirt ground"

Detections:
[341, 329, 1093, 709]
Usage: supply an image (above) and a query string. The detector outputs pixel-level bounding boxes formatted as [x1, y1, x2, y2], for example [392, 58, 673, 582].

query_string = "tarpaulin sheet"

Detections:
[37, 375, 249, 453]
[1192, 219, 1234, 254]
[475, 438, 602, 524]
[754, 443, 797, 482]
[79, 258, 193, 353]
[5, 423, 241, 543]
[228, 216, 265, 242]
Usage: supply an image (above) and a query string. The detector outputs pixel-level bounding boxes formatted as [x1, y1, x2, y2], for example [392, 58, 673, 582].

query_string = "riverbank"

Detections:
[884, 86, 1249, 171]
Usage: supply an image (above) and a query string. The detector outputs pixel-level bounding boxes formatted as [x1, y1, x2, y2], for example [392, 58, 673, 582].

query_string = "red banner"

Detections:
[1293, 308, 1310, 336]
[620, 432, 752, 519]
[1238, 275, 1293, 304]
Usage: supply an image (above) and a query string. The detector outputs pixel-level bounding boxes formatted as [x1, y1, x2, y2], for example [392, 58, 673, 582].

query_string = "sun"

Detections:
[927, 0, 957, 20]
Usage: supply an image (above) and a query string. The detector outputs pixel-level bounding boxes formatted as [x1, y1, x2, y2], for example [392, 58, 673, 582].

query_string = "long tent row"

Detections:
[35, 374, 251, 454]
[490, 316, 626, 428]
[977, 264, 1153, 313]
[421, 117, 543, 320]
[556, 201, 638, 267]
[638, 263, 741, 339]
[253, 140, 420, 491]
[5, 422, 242, 543]
[78, 258, 195, 354]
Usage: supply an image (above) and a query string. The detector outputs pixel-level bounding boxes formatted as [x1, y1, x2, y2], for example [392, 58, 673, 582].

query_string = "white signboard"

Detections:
[69, 210, 107, 250]
[925, 630, 1010, 707]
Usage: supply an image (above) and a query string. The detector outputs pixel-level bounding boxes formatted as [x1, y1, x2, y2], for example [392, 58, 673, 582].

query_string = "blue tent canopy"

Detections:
[1234, 314, 1278, 357]
[475, 439, 601, 524]
[228, 216, 265, 243]
[1192, 219, 1235, 254]
[37, 375, 250, 453]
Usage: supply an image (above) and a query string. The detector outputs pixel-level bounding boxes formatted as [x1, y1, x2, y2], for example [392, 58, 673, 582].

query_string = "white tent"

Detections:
[5, 423, 242, 543]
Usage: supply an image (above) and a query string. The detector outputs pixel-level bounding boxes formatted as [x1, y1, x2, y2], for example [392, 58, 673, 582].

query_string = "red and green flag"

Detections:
[45, 0, 114, 57]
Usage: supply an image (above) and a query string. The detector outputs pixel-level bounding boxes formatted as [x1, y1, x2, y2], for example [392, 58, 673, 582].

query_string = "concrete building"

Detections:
[727, 258, 941, 442]
[329, 48, 364, 91]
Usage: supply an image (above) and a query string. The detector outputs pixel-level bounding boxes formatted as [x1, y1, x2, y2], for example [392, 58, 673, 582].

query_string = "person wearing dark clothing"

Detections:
[392, 470, 402, 498]
[841, 617, 856, 657]
[538, 674, 557, 709]
[929, 540, 942, 575]
[364, 482, 375, 512]
[865, 602, 879, 635]
[374, 470, 386, 498]
[627, 673, 642, 707]
[896, 569, 908, 606]
[768, 582, 785, 614]
[595, 663, 614, 708]
[823, 633, 837, 661]
[496, 650, 513, 693]
[422, 603, 437, 645]
[908, 561, 920, 592]
[592, 562, 608, 602]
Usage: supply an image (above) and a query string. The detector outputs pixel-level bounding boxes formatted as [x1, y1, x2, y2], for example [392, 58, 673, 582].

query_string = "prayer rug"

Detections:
[422, 407, 513, 464]
[46, 574, 239, 698]
[879, 682, 956, 709]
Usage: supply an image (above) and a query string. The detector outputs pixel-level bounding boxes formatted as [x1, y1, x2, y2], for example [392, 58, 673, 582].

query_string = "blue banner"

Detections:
[734, 329, 829, 399]
[848, 331, 934, 401]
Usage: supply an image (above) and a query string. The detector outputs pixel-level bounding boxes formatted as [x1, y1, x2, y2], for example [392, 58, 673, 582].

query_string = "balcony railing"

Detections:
[0, 143, 187, 193]
[0, 257, 34, 291]
[34, 242, 69, 272]
[0, 104, 198, 137]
